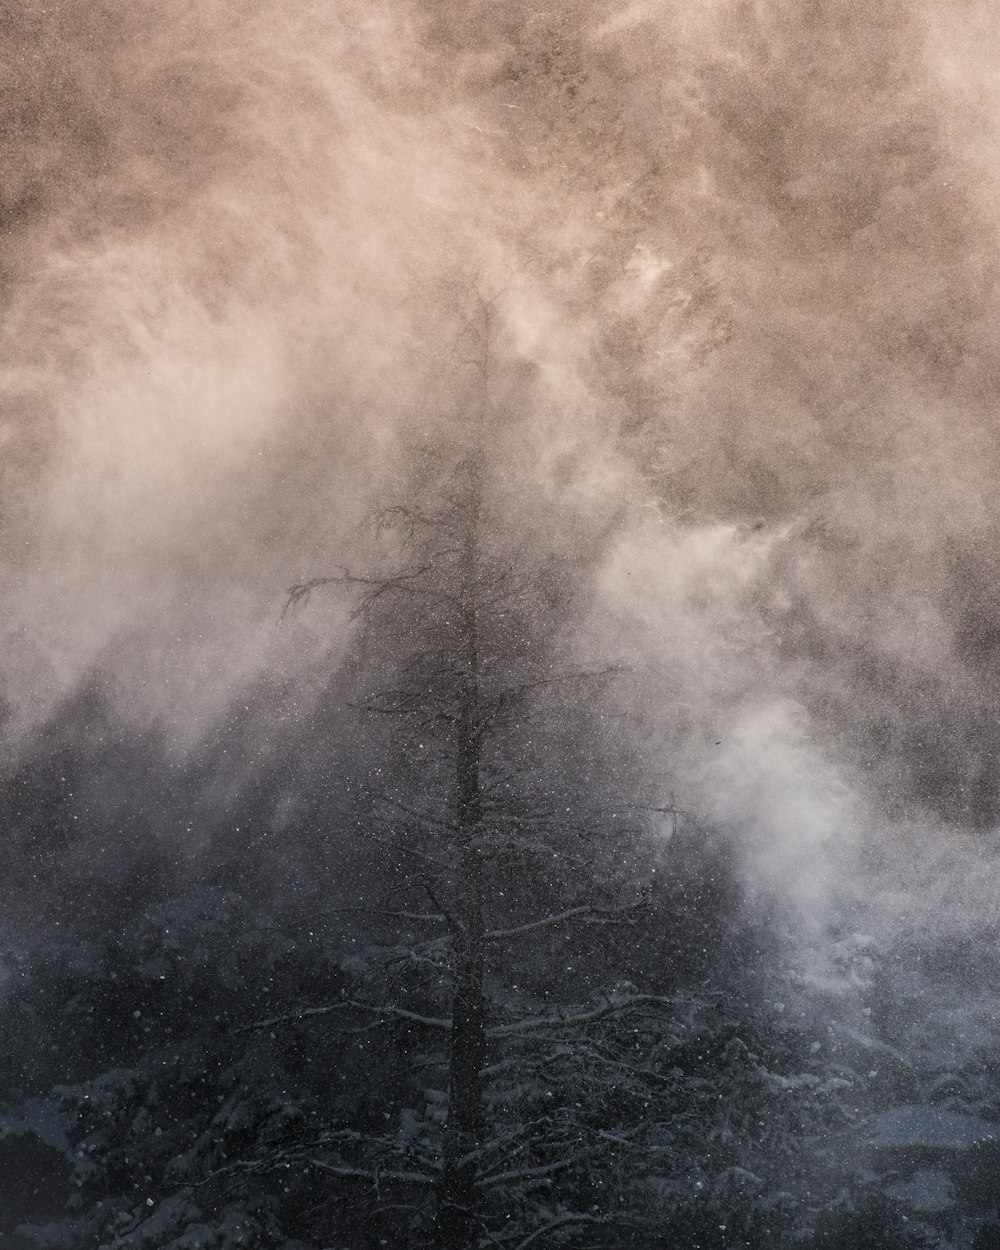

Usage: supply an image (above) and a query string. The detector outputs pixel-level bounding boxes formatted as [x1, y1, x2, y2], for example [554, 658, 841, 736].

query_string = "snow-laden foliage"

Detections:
[5, 882, 892, 1250]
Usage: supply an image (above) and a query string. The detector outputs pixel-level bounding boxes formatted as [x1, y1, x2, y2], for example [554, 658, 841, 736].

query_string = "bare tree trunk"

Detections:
[439, 454, 487, 1249]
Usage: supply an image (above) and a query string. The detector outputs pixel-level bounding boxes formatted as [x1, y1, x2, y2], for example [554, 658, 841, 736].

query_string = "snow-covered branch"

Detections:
[484, 902, 643, 943]
[248, 1000, 452, 1033]
[475, 1155, 583, 1189]
[497, 1212, 608, 1250]
[308, 1160, 438, 1186]
[490, 995, 675, 1038]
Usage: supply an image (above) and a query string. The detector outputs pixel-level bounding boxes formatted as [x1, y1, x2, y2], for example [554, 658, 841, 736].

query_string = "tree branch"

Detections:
[475, 1155, 583, 1189]
[246, 1000, 452, 1033]
[490, 995, 675, 1038]
[308, 1160, 438, 1186]
[484, 903, 644, 943]
[498, 1213, 607, 1250]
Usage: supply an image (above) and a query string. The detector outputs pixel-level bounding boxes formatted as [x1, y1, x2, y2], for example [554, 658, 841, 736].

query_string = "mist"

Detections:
[4, 3, 1000, 1240]
[6, 1, 997, 904]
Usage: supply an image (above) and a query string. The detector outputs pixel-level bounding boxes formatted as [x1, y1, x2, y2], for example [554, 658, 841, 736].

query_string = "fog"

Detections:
[4, 0, 1000, 944]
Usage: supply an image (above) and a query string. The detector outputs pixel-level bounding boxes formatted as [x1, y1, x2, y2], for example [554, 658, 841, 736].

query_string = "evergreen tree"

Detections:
[273, 344, 678, 1245]
[7, 314, 877, 1250]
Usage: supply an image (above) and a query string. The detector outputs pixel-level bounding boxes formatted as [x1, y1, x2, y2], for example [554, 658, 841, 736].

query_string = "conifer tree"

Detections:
[272, 309, 680, 1246]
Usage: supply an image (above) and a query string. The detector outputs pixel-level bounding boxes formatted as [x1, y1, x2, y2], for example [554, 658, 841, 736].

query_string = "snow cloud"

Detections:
[4, 0, 1000, 935]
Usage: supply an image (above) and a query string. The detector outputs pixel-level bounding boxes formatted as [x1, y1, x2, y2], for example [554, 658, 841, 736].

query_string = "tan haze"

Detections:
[3, 0, 1000, 941]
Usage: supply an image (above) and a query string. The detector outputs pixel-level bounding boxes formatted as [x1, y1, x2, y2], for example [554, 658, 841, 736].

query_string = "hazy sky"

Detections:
[5, 0, 1000, 929]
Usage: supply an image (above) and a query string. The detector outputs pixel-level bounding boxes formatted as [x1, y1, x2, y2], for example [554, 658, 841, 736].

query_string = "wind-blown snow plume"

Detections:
[3, 0, 1000, 930]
